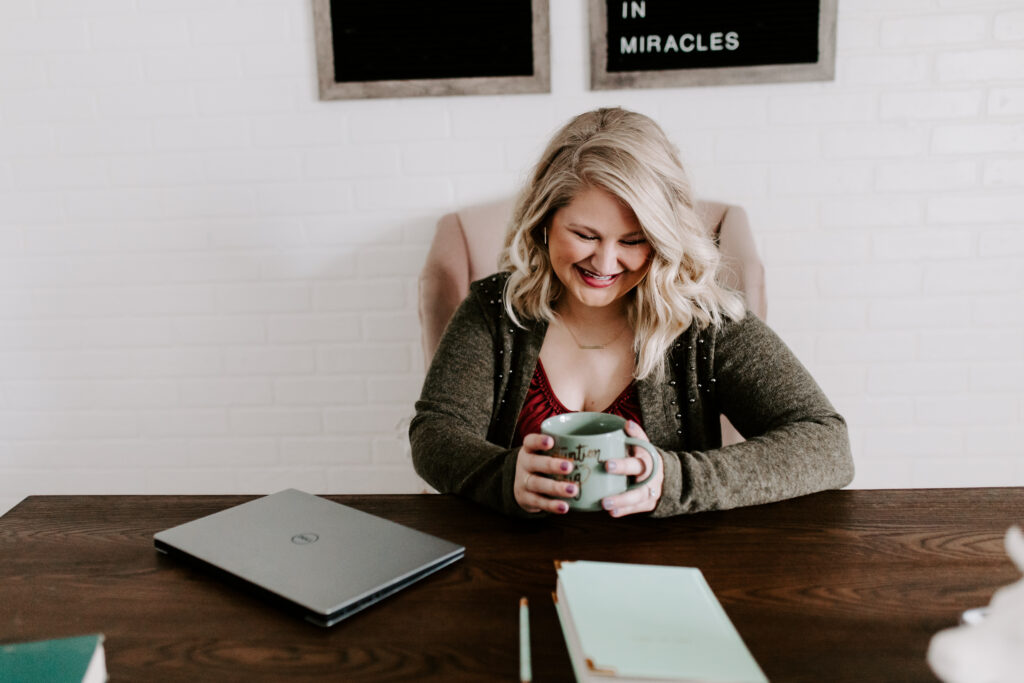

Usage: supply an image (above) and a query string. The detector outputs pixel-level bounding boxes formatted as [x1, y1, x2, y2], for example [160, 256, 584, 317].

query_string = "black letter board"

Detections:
[313, 0, 550, 100]
[590, 0, 836, 90]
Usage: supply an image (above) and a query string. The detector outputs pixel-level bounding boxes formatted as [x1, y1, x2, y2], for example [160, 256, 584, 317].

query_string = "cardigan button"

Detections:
[689, 398, 696, 403]
[675, 413, 682, 419]
[676, 429, 683, 435]
[668, 380, 677, 386]
[670, 399, 677, 405]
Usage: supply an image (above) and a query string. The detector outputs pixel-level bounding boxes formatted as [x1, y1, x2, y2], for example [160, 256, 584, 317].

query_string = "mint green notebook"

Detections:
[554, 561, 767, 683]
[0, 634, 107, 683]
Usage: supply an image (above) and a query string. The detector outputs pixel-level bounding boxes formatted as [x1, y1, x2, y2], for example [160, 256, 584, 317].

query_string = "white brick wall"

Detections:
[1, 0, 1023, 515]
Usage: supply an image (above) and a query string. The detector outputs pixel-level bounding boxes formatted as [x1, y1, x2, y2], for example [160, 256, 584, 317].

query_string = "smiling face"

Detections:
[547, 185, 653, 314]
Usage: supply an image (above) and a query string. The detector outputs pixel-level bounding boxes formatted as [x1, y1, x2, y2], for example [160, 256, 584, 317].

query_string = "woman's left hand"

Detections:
[600, 420, 664, 517]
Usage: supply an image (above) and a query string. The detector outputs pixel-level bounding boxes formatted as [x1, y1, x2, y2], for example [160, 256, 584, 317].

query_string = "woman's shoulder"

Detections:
[705, 311, 798, 364]
[465, 272, 513, 320]
[469, 271, 511, 299]
[672, 310, 765, 349]
[467, 271, 546, 339]
[453, 272, 511, 331]
[712, 309, 766, 340]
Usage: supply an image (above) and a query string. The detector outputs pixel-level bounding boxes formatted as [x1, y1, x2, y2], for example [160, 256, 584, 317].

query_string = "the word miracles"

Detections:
[620, 31, 740, 55]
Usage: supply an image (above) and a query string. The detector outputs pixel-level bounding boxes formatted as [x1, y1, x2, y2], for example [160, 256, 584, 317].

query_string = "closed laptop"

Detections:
[154, 489, 465, 627]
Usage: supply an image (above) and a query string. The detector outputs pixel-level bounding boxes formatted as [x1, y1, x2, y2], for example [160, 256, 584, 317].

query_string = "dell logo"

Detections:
[291, 532, 319, 545]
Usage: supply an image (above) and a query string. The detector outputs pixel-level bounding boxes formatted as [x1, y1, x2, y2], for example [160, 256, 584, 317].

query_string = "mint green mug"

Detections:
[541, 412, 659, 512]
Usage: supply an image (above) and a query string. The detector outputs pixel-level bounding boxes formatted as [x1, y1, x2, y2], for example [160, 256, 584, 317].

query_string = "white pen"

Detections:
[520, 597, 532, 683]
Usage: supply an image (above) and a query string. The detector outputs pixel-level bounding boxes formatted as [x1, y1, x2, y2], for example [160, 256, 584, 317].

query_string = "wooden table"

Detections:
[2, 489, 1022, 682]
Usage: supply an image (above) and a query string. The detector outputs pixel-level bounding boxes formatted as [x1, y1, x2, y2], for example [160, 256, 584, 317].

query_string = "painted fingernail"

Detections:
[560, 460, 571, 472]
[543, 436, 553, 448]
[606, 460, 617, 472]
[565, 485, 576, 495]
[557, 502, 569, 514]
[602, 499, 614, 511]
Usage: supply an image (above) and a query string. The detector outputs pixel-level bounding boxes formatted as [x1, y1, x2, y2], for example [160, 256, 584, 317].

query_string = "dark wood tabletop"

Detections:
[2, 489, 1022, 682]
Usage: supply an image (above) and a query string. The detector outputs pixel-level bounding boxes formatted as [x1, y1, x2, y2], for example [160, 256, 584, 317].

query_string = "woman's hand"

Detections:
[514, 434, 577, 514]
[600, 420, 664, 518]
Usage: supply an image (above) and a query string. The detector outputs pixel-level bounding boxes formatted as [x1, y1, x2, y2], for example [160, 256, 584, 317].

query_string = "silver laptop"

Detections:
[154, 489, 465, 627]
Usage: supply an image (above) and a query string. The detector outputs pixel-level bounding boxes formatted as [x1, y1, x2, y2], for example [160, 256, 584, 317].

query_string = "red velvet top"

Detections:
[513, 359, 643, 446]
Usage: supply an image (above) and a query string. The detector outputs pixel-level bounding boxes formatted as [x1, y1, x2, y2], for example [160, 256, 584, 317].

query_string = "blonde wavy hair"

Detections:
[500, 107, 745, 381]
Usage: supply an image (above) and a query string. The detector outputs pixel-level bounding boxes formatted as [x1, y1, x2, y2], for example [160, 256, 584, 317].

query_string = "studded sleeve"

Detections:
[409, 286, 532, 517]
[653, 313, 855, 516]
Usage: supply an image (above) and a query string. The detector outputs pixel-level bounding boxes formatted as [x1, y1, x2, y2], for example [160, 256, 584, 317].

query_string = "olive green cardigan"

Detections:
[410, 273, 854, 518]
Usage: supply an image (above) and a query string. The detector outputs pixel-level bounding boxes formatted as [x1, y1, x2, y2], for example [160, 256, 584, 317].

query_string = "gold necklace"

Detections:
[557, 314, 628, 350]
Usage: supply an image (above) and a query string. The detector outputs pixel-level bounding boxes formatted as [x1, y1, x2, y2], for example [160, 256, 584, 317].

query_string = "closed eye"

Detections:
[573, 231, 598, 241]
[621, 238, 647, 246]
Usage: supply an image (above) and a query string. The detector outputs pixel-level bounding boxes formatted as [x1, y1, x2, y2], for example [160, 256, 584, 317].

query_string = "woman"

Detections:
[410, 107, 853, 518]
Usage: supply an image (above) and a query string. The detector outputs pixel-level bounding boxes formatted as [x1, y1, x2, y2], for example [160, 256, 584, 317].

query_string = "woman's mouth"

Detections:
[575, 266, 621, 288]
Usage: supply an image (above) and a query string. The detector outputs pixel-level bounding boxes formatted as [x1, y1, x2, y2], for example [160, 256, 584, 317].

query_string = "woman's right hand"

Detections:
[514, 434, 577, 514]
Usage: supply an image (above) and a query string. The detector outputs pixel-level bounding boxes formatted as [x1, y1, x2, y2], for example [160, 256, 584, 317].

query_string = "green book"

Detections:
[553, 561, 768, 683]
[0, 634, 107, 683]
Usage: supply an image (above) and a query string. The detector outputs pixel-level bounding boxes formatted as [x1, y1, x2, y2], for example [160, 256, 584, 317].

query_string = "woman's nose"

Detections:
[592, 243, 620, 273]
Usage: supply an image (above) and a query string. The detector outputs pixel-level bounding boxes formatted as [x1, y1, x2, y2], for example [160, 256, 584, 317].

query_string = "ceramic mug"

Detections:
[541, 412, 659, 512]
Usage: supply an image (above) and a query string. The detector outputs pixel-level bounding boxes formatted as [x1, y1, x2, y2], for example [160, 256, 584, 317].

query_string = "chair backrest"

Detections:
[418, 197, 766, 367]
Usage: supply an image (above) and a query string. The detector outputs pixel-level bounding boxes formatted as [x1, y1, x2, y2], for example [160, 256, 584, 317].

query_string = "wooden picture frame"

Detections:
[313, 0, 550, 100]
[590, 0, 837, 90]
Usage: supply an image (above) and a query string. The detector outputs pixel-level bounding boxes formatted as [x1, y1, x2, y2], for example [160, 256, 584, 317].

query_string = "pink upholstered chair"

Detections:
[417, 197, 766, 445]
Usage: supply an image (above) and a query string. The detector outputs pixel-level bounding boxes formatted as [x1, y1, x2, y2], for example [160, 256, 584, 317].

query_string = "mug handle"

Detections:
[623, 437, 660, 487]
